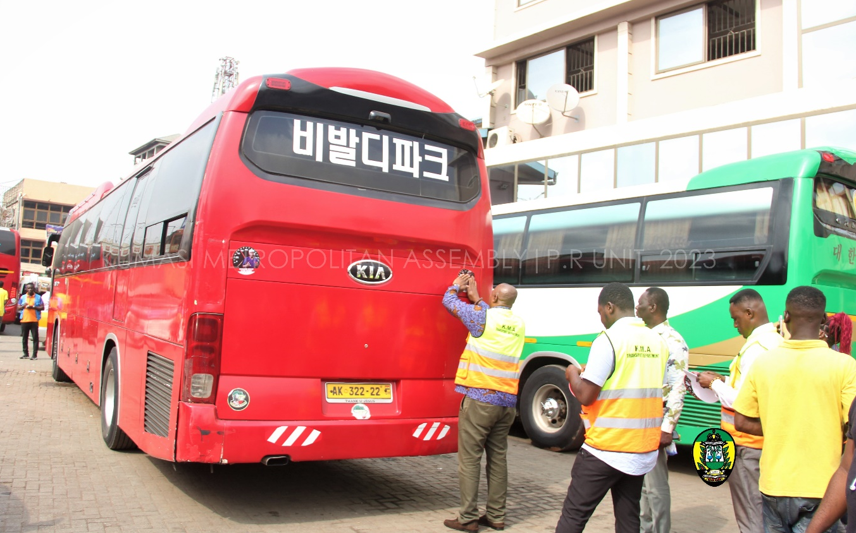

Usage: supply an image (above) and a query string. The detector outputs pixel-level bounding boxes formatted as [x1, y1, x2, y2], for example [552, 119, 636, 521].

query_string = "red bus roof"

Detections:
[184, 68, 456, 135]
[67, 181, 113, 223]
[66, 68, 469, 225]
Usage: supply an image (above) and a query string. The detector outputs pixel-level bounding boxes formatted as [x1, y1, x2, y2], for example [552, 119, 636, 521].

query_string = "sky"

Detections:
[0, 0, 491, 190]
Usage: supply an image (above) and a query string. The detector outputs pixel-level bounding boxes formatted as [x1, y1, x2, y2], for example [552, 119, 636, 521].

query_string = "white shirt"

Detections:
[710, 321, 782, 409]
[579, 317, 659, 476]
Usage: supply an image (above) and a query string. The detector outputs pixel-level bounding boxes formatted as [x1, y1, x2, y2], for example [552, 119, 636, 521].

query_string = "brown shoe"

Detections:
[443, 518, 479, 531]
[478, 515, 505, 530]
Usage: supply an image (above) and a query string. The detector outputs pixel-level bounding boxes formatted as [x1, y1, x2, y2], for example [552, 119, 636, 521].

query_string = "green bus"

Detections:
[491, 147, 856, 450]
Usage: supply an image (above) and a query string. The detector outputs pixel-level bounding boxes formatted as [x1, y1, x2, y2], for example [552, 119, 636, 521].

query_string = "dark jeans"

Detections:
[762, 494, 841, 533]
[21, 322, 38, 358]
[555, 448, 645, 533]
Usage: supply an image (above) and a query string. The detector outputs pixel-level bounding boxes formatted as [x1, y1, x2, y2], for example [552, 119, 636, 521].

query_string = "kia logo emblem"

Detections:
[348, 260, 392, 285]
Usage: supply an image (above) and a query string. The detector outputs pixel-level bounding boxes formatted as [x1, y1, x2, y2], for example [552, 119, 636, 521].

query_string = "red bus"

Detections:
[44, 68, 491, 465]
[0, 228, 21, 331]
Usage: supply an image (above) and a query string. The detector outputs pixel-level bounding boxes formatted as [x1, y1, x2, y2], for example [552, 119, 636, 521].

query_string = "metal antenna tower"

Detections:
[212, 56, 240, 101]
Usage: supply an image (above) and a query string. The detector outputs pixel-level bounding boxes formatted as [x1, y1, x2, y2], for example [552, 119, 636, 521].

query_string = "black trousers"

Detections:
[555, 448, 646, 533]
[21, 322, 38, 358]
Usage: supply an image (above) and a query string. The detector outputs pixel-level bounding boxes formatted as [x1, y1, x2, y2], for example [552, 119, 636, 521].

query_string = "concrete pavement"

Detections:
[0, 324, 737, 532]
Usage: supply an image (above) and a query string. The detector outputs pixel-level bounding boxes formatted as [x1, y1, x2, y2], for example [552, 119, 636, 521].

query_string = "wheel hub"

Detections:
[541, 397, 561, 419]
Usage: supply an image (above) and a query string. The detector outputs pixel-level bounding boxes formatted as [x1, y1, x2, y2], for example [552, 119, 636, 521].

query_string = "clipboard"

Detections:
[683, 370, 719, 403]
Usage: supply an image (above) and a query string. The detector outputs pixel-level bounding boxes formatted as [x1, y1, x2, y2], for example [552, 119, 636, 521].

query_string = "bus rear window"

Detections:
[0, 231, 16, 256]
[242, 111, 480, 203]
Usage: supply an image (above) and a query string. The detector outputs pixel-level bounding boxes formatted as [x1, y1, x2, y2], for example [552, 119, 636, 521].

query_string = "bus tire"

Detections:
[0, 322, 5, 333]
[51, 327, 70, 383]
[520, 365, 584, 452]
[100, 348, 135, 450]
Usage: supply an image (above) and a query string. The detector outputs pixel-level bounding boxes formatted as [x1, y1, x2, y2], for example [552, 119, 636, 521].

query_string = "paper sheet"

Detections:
[683, 370, 719, 403]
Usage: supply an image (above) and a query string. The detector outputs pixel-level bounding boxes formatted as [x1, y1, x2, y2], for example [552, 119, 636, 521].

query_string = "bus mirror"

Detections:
[41, 247, 54, 268]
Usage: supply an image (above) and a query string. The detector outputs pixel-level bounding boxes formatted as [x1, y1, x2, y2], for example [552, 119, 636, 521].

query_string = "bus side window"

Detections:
[522, 202, 640, 285]
[57, 219, 81, 274]
[139, 120, 217, 262]
[640, 187, 775, 283]
[493, 216, 527, 285]
[98, 182, 133, 268]
[119, 174, 151, 266]
[131, 172, 158, 264]
[143, 223, 164, 260]
[90, 191, 124, 270]
[815, 177, 856, 219]
[165, 216, 186, 256]
[71, 217, 90, 273]
[78, 203, 104, 273]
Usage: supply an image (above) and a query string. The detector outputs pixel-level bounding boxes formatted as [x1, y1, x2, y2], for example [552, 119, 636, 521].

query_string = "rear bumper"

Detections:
[175, 403, 458, 463]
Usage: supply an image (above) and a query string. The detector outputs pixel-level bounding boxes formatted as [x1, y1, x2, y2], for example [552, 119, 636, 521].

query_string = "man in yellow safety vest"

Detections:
[442, 271, 525, 533]
[557, 282, 669, 533]
[699, 288, 783, 533]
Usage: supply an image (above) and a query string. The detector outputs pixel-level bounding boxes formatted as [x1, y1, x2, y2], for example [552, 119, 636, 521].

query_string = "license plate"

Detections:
[325, 382, 393, 404]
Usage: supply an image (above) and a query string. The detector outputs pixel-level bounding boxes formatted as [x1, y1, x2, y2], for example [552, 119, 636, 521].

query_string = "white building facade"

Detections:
[479, 0, 856, 204]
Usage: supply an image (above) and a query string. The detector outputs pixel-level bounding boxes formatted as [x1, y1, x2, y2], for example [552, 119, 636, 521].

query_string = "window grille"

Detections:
[566, 39, 595, 93]
[708, 0, 756, 61]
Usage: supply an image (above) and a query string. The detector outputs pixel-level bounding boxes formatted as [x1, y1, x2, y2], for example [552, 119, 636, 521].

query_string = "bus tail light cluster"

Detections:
[182, 313, 223, 404]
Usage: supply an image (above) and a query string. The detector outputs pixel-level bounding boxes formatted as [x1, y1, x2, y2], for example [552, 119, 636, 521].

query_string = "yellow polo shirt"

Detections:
[734, 339, 856, 498]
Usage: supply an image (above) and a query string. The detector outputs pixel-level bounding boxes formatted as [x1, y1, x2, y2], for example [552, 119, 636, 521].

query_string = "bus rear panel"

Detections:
[49, 69, 491, 464]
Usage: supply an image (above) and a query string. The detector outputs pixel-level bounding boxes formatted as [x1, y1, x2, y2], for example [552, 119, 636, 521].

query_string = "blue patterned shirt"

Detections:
[443, 285, 517, 408]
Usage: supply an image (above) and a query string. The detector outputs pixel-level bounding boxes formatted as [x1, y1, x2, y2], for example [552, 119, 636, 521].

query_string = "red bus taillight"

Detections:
[182, 313, 223, 404]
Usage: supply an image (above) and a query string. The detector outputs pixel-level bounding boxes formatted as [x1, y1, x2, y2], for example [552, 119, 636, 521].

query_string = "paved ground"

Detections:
[0, 324, 738, 532]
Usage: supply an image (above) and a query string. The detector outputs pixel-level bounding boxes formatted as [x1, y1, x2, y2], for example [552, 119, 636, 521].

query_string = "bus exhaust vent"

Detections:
[144, 352, 174, 438]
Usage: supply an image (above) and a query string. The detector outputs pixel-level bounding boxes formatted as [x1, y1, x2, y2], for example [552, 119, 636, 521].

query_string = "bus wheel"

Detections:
[0, 322, 5, 333]
[51, 326, 70, 383]
[520, 365, 584, 451]
[101, 348, 135, 450]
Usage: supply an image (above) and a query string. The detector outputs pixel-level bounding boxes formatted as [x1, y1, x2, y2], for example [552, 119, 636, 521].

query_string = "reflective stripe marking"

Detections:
[458, 361, 468, 369]
[722, 413, 735, 425]
[268, 426, 287, 443]
[283, 426, 306, 446]
[596, 388, 663, 400]
[591, 417, 663, 429]
[413, 422, 451, 440]
[424, 422, 440, 440]
[302, 429, 320, 446]
[469, 363, 519, 380]
[465, 343, 521, 365]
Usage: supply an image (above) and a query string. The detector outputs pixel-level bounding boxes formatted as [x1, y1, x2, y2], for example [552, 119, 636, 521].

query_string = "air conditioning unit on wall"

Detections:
[487, 127, 518, 149]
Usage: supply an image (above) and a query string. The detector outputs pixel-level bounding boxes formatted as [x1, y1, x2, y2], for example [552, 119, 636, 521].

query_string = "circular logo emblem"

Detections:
[347, 260, 392, 285]
[693, 428, 735, 487]
[227, 388, 250, 411]
[232, 247, 260, 275]
[351, 403, 371, 420]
